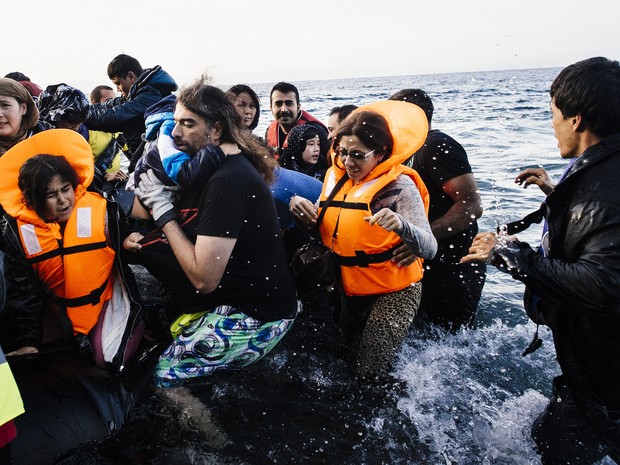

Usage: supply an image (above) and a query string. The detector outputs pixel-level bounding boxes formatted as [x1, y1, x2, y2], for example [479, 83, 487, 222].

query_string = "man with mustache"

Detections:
[265, 81, 327, 159]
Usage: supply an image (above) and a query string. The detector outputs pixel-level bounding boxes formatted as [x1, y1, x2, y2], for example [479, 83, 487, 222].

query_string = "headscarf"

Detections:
[37, 84, 89, 127]
[281, 123, 329, 179]
[0, 78, 40, 156]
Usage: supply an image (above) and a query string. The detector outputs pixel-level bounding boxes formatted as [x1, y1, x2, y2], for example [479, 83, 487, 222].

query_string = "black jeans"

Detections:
[531, 376, 619, 465]
[419, 260, 486, 331]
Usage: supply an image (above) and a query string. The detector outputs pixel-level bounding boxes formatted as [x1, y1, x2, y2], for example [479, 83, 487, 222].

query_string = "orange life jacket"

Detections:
[0, 129, 115, 335]
[318, 101, 430, 296]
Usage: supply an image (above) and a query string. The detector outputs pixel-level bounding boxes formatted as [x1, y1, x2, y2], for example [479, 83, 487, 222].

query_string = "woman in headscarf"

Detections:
[280, 123, 329, 181]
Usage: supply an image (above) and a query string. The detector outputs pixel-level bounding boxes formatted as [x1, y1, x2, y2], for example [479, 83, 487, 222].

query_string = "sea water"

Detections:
[65, 68, 616, 465]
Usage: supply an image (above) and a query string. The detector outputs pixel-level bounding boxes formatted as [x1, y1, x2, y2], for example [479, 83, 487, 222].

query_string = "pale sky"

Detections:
[5, 0, 619, 90]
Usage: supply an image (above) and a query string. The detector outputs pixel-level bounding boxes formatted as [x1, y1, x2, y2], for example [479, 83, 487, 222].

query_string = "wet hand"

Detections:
[123, 232, 144, 252]
[460, 232, 497, 263]
[515, 167, 554, 196]
[391, 243, 417, 267]
[364, 208, 402, 233]
[290, 196, 318, 224]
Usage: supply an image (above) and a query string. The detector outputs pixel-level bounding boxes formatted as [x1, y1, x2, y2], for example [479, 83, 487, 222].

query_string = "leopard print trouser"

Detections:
[339, 282, 422, 382]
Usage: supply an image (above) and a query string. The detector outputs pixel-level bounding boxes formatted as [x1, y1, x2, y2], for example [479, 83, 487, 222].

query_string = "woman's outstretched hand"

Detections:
[364, 208, 403, 233]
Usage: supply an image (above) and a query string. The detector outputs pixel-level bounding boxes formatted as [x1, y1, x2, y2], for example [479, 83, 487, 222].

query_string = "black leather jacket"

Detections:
[496, 132, 620, 447]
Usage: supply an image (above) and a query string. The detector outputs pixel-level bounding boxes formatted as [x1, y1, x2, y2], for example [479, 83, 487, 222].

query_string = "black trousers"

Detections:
[532, 376, 619, 465]
[419, 260, 486, 331]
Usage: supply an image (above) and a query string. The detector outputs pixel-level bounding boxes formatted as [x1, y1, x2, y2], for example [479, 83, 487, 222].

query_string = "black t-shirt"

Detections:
[410, 130, 478, 263]
[139, 154, 297, 322]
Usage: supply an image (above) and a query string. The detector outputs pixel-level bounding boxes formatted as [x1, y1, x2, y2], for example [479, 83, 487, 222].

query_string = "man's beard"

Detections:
[174, 134, 211, 156]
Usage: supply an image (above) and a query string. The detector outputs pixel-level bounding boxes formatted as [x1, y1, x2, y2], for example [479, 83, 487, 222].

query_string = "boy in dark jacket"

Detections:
[85, 54, 177, 172]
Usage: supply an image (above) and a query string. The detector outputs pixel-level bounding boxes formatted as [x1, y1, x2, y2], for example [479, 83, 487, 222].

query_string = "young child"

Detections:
[130, 94, 226, 191]
[280, 124, 329, 181]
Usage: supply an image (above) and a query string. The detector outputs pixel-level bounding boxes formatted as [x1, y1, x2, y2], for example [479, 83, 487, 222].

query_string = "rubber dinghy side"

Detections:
[9, 343, 160, 465]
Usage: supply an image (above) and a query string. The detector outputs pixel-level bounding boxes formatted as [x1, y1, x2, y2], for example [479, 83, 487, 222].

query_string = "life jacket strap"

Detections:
[27, 241, 108, 265]
[498, 204, 545, 235]
[318, 200, 367, 211]
[58, 279, 109, 308]
[336, 243, 402, 268]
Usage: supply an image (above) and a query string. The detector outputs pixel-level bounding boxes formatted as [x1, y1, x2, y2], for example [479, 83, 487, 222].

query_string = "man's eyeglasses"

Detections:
[338, 148, 375, 161]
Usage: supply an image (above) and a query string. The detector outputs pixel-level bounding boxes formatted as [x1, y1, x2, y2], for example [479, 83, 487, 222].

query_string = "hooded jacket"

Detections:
[280, 124, 329, 180]
[85, 66, 177, 156]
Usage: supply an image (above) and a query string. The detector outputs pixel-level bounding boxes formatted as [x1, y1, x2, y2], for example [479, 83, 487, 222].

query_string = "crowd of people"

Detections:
[0, 54, 619, 464]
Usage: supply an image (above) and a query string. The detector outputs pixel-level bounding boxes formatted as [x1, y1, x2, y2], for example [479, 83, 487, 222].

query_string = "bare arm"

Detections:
[431, 173, 482, 240]
[130, 196, 151, 220]
[161, 220, 237, 293]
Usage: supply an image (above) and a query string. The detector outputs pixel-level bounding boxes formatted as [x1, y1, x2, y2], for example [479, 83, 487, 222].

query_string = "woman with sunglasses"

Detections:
[291, 101, 437, 384]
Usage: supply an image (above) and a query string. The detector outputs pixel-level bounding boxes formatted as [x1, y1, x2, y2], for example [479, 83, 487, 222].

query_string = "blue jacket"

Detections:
[134, 95, 226, 188]
[85, 66, 177, 156]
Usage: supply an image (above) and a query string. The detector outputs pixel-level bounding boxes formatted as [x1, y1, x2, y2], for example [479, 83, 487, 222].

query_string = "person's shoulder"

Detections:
[417, 129, 469, 167]
[212, 154, 255, 179]
[426, 129, 464, 150]
[393, 173, 417, 188]
[134, 66, 178, 97]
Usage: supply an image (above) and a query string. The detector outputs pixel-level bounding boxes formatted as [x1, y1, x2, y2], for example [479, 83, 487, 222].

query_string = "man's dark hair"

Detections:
[178, 76, 277, 185]
[5, 72, 30, 81]
[90, 84, 114, 103]
[550, 57, 620, 138]
[18, 154, 79, 222]
[389, 89, 434, 125]
[269, 81, 299, 105]
[107, 54, 143, 80]
[329, 105, 358, 123]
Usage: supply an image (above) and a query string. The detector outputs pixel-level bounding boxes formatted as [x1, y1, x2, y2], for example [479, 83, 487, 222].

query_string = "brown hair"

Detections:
[334, 110, 393, 161]
[0, 77, 40, 133]
[178, 75, 277, 185]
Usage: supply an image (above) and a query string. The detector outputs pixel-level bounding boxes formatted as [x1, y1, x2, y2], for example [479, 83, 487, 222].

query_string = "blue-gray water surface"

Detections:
[62, 68, 616, 465]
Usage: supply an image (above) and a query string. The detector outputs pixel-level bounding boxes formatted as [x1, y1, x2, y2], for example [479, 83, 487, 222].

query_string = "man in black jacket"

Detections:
[463, 57, 620, 464]
[85, 54, 177, 172]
